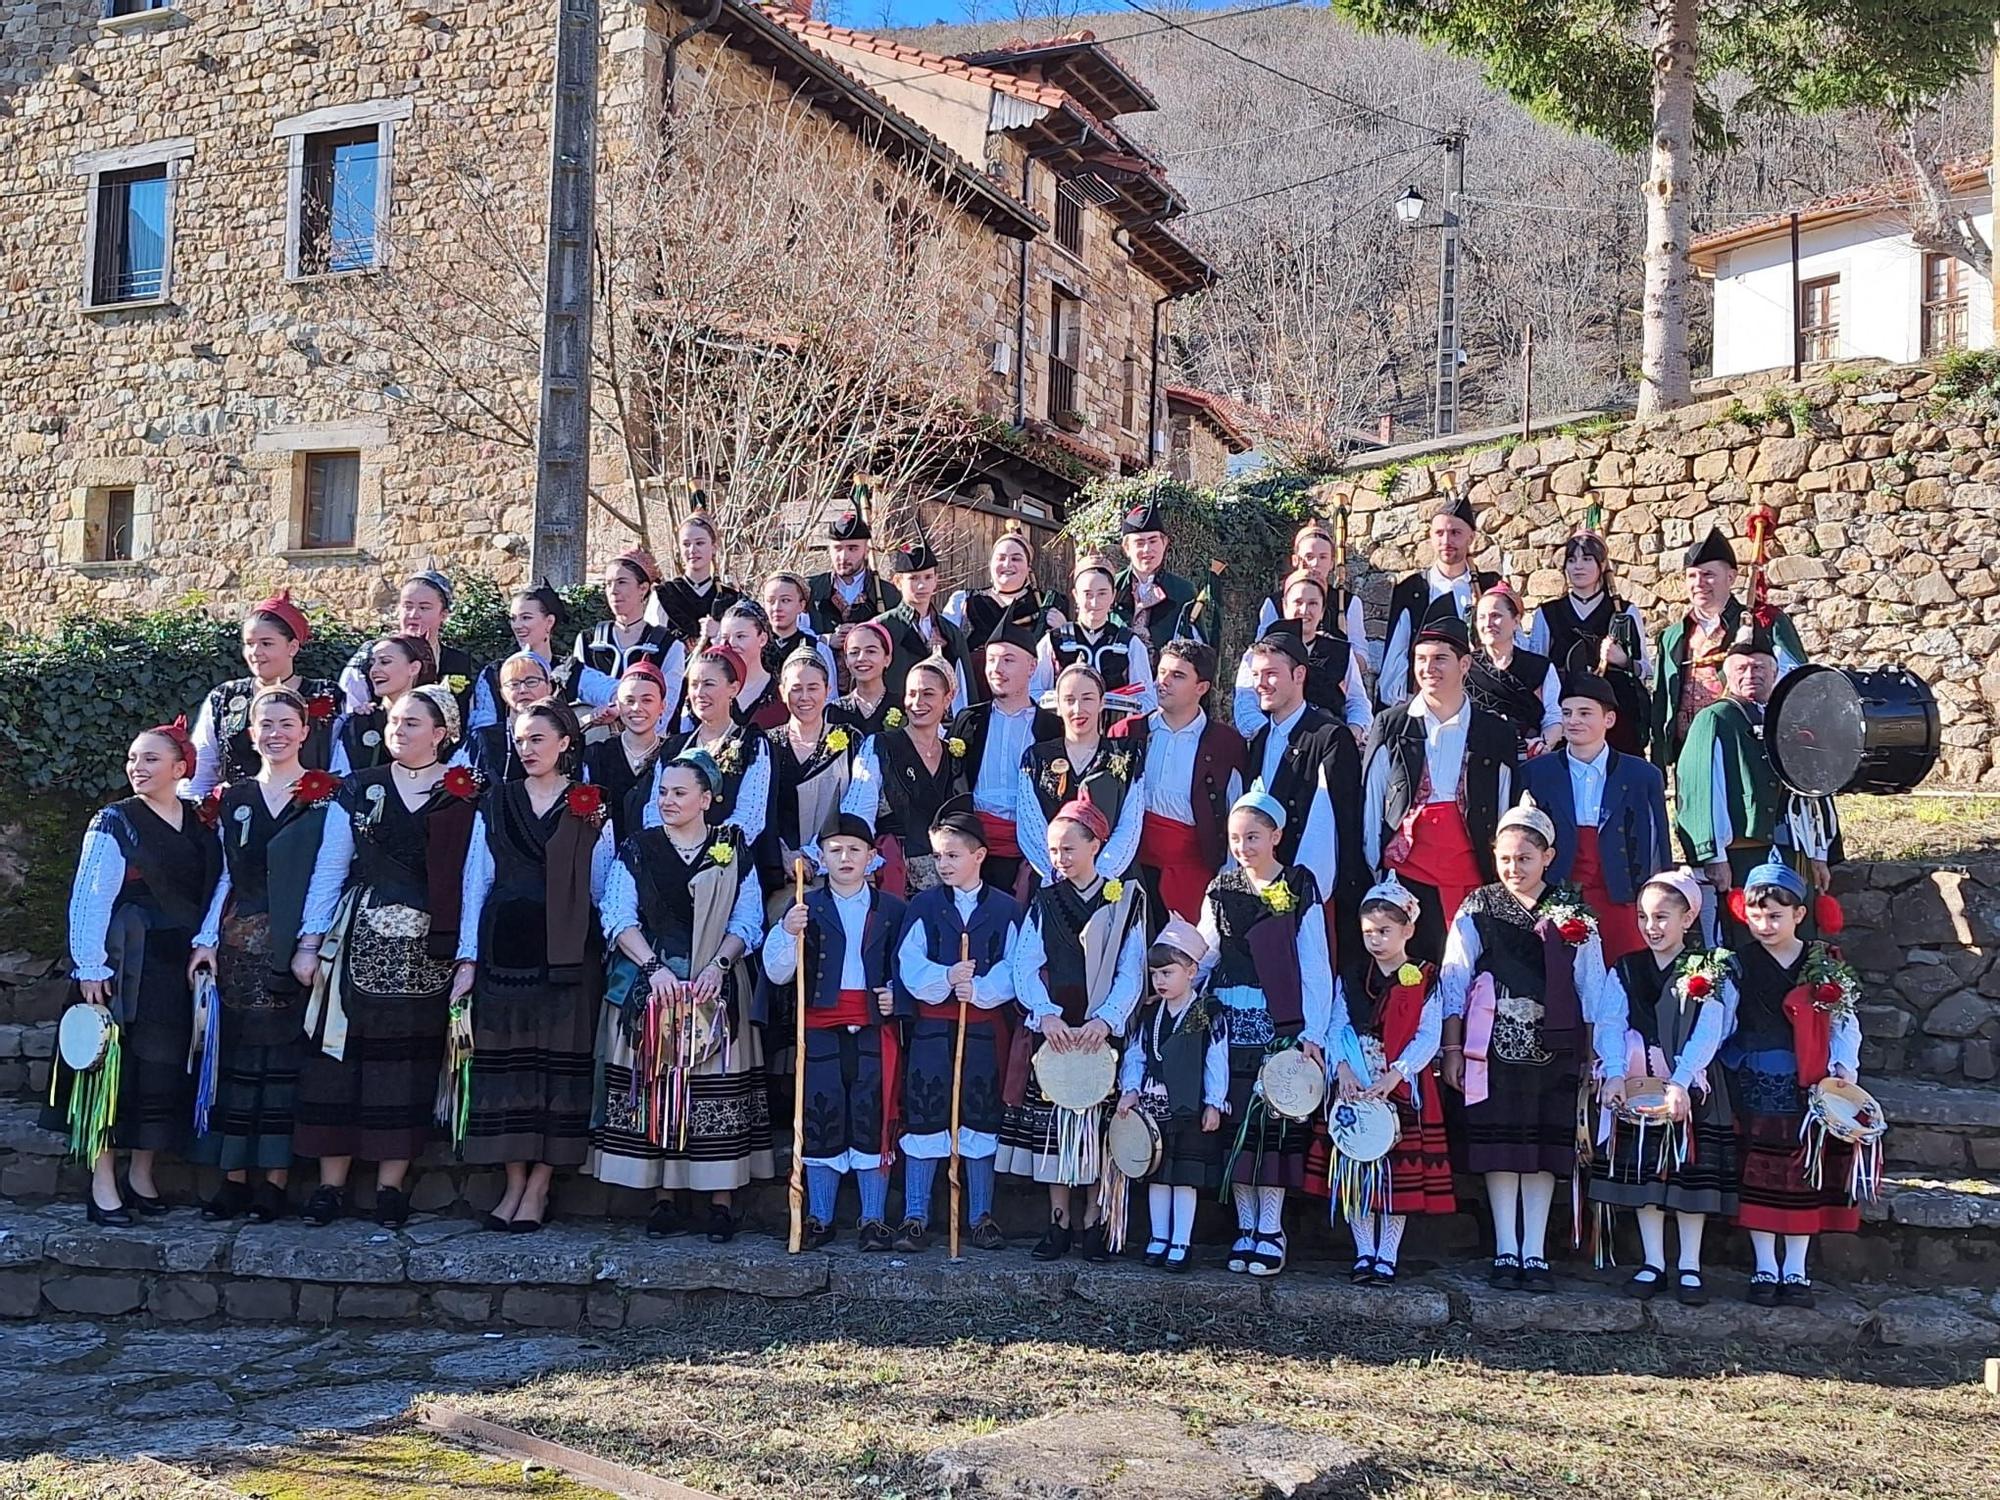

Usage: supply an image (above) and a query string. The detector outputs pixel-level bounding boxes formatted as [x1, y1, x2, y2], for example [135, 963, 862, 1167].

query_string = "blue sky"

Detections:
[822, 0, 1250, 31]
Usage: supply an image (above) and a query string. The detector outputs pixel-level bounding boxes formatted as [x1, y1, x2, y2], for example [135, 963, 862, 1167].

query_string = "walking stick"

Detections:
[948, 932, 971, 1260]
[787, 857, 809, 1254]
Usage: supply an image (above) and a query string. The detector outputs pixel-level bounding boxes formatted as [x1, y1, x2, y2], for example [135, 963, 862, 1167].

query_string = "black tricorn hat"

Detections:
[828, 476, 873, 542]
[1685, 526, 1736, 570]
[1253, 617, 1309, 668]
[930, 793, 985, 844]
[1120, 495, 1167, 536]
[1415, 593, 1471, 655]
[1559, 669, 1618, 709]
[983, 595, 1042, 658]
[892, 512, 938, 574]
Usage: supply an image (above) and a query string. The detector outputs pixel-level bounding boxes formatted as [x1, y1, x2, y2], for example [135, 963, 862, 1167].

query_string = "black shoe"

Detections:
[481, 1212, 511, 1233]
[508, 1212, 546, 1235]
[249, 1181, 288, 1223]
[857, 1219, 894, 1252]
[1370, 1261, 1399, 1285]
[1143, 1239, 1169, 1268]
[1164, 1244, 1192, 1273]
[646, 1200, 687, 1239]
[1676, 1271, 1708, 1306]
[1520, 1257, 1554, 1293]
[1247, 1235, 1287, 1278]
[1079, 1224, 1111, 1263]
[705, 1205, 737, 1244]
[1747, 1272, 1780, 1307]
[374, 1186, 411, 1228]
[1778, 1276, 1815, 1309]
[801, 1216, 836, 1251]
[1031, 1221, 1074, 1261]
[203, 1179, 252, 1222]
[969, 1215, 1007, 1251]
[86, 1198, 133, 1229]
[121, 1180, 169, 1217]
[1624, 1265, 1665, 1301]
[303, 1185, 345, 1226]
[1350, 1255, 1378, 1285]
[891, 1217, 929, 1253]
[1488, 1253, 1522, 1288]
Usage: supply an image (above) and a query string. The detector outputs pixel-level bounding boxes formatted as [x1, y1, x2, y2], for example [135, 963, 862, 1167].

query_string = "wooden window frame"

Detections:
[1047, 288, 1082, 422]
[298, 451, 362, 550]
[73, 138, 193, 311]
[1053, 182, 1085, 260]
[1798, 274, 1840, 364]
[1921, 252, 1969, 356]
[275, 98, 411, 282]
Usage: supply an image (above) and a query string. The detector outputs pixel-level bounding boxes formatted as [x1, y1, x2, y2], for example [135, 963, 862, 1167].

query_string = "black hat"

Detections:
[1559, 669, 1618, 709]
[892, 513, 938, 574]
[1685, 526, 1736, 570]
[1414, 594, 1471, 655]
[828, 476, 873, 542]
[1120, 495, 1167, 537]
[1252, 618, 1309, 669]
[930, 794, 985, 845]
[983, 595, 1042, 658]
[818, 809, 878, 849]
[1436, 490, 1477, 529]
[1726, 612, 1776, 659]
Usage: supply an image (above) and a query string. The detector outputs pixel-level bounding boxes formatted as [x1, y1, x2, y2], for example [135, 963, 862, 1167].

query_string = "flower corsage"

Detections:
[1259, 878, 1296, 916]
[825, 727, 851, 753]
[292, 769, 343, 808]
[565, 782, 606, 826]
[1540, 886, 1597, 947]
[946, 736, 967, 759]
[442, 766, 484, 802]
[1802, 945, 1861, 1021]
[1676, 949, 1732, 1004]
[884, 707, 906, 729]
[708, 840, 735, 867]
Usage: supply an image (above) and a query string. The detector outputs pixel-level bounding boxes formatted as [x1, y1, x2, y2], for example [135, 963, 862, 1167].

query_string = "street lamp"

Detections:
[1393, 133, 1467, 437]
[1395, 186, 1425, 226]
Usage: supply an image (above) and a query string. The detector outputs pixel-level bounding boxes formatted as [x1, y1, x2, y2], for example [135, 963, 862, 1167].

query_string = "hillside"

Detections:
[885, 4, 1990, 446]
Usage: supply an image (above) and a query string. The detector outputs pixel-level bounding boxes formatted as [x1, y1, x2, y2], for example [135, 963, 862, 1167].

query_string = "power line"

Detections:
[1179, 140, 1432, 219]
[1093, 0, 1307, 44]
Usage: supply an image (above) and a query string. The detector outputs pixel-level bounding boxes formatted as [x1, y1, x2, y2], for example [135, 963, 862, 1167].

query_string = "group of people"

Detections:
[49, 486, 1866, 1310]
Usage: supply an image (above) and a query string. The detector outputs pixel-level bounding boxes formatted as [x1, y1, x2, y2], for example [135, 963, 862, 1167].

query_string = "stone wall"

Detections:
[1327, 361, 2000, 787]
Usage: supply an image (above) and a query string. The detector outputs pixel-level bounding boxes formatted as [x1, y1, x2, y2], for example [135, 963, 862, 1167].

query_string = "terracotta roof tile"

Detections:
[1690, 152, 1992, 263]
[759, 7, 1071, 110]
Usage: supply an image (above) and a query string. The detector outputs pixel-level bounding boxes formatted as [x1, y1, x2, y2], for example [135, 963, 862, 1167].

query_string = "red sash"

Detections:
[1572, 827, 1642, 963]
[1781, 986, 1833, 1087]
[813, 987, 901, 1160]
[1380, 972, 1431, 1090]
[975, 812, 1021, 859]
[1138, 812, 1210, 923]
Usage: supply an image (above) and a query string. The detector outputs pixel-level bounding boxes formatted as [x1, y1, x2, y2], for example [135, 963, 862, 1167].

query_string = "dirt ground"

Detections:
[1836, 793, 2000, 859]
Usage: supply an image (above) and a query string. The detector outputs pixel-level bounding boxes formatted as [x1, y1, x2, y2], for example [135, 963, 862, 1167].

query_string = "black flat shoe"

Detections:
[891, 1217, 929, 1253]
[373, 1186, 410, 1228]
[705, 1205, 737, 1244]
[121, 1180, 169, 1217]
[1488, 1253, 1522, 1288]
[481, 1212, 511, 1233]
[1079, 1224, 1111, 1263]
[1247, 1235, 1286, 1278]
[86, 1199, 133, 1228]
[303, 1185, 345, 1226]
[1143, 1239, 1169, 1268]
[1520, 1257, 1554, 1293]
[801, 1216, 836, 1251]
[1676, 1271, 1708, 1306]
[249, 1181, 288, 1224]
[1350, 1255, 1378, 1285]
[1624, 1265, 1665, 1301]
[646, 1200, 688, 1239]
[1164, 1244, 1192, 1273]
[508, 1213, 546, 1235]
[1370, 1261, 1400, 1285]
[857, 1219, 894, 1253]
[1031, 1221, 1074, 1261]
[1778, 1276, 1815, 1309]
[203, 1180, 252, 1222]
[1747, 1273, 1780, 1307]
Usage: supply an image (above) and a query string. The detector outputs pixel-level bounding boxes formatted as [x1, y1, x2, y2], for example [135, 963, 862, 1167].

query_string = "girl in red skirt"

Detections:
[1322, 874, 1455, 1284]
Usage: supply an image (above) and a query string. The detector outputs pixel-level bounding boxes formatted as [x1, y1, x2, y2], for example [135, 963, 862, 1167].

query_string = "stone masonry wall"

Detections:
[1325, 362, 2000, 787]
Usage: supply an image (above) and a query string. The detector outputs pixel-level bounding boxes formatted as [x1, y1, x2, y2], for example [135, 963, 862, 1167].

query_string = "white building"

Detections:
[1691, 157, 1993, 379]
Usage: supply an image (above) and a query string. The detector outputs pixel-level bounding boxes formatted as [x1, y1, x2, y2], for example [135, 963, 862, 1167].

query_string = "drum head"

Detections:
[1328, 1097, 1401, 1162]
[1259, 1048, 1326, 1121]
[58, 1004, 113, 1072]
[1812, 1078, 1886, 1143]
[1106, 1108, 1162, 1178]
[1766, 665, 1865, 798]
[1619, 1078, 1675, 1124]
[1034, 1042, 1118, 1111]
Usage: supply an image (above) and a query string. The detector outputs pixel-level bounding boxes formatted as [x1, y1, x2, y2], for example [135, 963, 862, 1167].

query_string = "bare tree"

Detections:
[1891, 112, 1992, 280]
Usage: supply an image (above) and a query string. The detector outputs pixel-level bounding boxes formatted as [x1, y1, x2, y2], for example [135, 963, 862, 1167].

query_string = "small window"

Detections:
[77, 486, 141, 563]
[300, 452, 360, 548]
[298, 127, 383, 275]
[1922, 253, 1968, 356]
[101, 488, 136, 561]
[90, 163, 170, 305]
[1048, 289, 1082, 421]
[1054, 183, 1084, 258]
[1799, 275, 1840, 363]
[103, 0, 172, 14]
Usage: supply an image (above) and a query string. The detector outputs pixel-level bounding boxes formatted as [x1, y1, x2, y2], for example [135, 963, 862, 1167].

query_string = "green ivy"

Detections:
[1932, 347, 2000, 403]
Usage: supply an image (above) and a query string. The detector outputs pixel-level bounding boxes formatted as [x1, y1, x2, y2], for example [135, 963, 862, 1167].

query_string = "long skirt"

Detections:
[293, 900, 454, 1163]
[1220, 1009, 1307, 1190]
[995, 1038, 1116, 1186]
[1589, 1085, 1738, 1217]
[461, 964, 598, 1168]
[188, 913, 307, 1172]
[45, 923, 197, 1154]
[1305, 1075, 1457, 1216]
[589, 998, 774, 1192]
[1462, 1051, 1581, 1177]
[1726, 1050, 1859, 1234]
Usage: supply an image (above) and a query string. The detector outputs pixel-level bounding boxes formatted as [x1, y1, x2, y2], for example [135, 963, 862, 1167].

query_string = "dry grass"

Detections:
[440, 1298, 1997, 1500]
[1836, 794, 2000, 861]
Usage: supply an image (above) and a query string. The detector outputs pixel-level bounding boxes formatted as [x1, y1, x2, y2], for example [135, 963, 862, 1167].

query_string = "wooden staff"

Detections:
[787, 857, 809, 1254]
[948, 931, 970, 1260]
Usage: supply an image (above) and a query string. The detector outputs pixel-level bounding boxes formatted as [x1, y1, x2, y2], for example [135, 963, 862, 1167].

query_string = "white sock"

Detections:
[1147, 1184, 1171, 1248]
[1749, 1229, 1780, 1277]
[1232, 1184, 1258, 1238]
[1257, 1185, 1285, 1235]
[1519, 1171, 1557, 1261]
[1783, 1234, 1811, 1281]
[1675, 1211, 1706, 1273]
[1635, 1205, 1667, 1273]
[1485, 1171, 1522, 1258]
[1377, 1213, 1407, 1268]
[1347, 1210, 1377, 1260]
[1170, 1186, 1197, 1248]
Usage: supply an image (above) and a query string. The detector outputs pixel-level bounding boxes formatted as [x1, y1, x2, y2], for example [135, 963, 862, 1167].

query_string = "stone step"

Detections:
[3, 1198, 1998, 1348]
[0, 1022, 54, 1107]
[1871, 1077, 2000, 1173]
[1867, 1173, 2000, 1231]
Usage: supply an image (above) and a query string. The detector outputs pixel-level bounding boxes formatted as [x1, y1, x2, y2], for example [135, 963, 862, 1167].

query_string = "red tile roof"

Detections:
[1166, 386, 1256, 453]
[760, 7, 1072, 110]
[1689, 152, 1992, 267]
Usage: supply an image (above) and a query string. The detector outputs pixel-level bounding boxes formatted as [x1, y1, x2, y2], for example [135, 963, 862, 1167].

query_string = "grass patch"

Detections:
[1837, 794, 2000, 861]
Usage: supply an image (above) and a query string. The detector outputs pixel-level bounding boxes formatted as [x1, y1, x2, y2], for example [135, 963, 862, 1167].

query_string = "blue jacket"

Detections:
[1517, 746, 1670, 904]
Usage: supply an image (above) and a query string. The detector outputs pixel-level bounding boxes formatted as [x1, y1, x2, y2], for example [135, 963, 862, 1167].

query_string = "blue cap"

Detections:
[1743, 849, 1808, 902]
[1232, 784, 1288, 832]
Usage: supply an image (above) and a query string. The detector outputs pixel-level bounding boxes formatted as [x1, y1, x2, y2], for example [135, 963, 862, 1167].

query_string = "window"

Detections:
[276, 99, 409, 280]
[92, 165, 170, 303]
[101, 488, 136, 561]
[1053, 183, 1084, 258]
[1047, 289, 1082, 422]
[300, 452, 360, 548]
[1922, 253, 1968, 356]
[72, 485, 143, 564]
[103, 0, 172, 14]
[1799, 275, 1840, 363]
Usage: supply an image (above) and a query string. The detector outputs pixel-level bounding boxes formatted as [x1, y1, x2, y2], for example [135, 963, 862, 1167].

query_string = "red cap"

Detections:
[1053, 787, 1110, 843]
[145, 714, 196, 775]
[250, 590, 311, 646]
[620, 661, 668, 693]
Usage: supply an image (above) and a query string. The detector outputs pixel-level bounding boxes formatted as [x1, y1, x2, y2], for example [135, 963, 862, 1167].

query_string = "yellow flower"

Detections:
[1396, 963, 1425, 988]
[826, 728, 851, 752]
[1261, 881, 1295, 915]
[445, 675, 470, 695]
[885, 707, 906, 728]
[707, 842, 734, 866]
[1102, 879, 1124, 904]
[947, 737, 967, 758]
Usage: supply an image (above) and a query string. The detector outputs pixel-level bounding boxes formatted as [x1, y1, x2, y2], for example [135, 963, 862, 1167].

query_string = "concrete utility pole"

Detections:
[530, 0, 601, 586]
[1433, 130, 1465, 438]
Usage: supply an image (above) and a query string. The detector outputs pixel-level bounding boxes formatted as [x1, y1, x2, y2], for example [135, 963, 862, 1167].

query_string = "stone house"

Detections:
[0, 0, 1211, 630]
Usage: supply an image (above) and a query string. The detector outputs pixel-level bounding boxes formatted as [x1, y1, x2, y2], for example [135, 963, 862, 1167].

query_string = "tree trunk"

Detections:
[1638, 0, 1697, 415]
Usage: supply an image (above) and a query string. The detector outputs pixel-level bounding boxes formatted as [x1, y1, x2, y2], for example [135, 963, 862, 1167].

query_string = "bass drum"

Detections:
[1766, 664, 1939, 796]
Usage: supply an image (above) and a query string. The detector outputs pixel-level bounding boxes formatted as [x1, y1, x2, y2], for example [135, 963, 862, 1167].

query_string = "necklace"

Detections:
[394, 759, 440, 776]
[666, 828, 708, 858]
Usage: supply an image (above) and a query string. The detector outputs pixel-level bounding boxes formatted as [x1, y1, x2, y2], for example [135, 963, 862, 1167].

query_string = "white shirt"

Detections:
[1257, 591, 1373, 672]
[1378, 565, 1480, 706]
[1361, 695, 1513, 869]
[1117, 998, 1230, 1109]
[894, 887, 1017, 1009]
[1254, 700, 1311, 789]
[1593, 957, 1738, 1090]
[762, 884, 872, 990]
[1191, 882, 1335, 1048]
[1141, 709, 1242, 826]
[1233, 638, 1371, 737]
[971, 702, 1038, 819]
[1436, 896, 1609, 1048]
[457, 815, 617, 962]
[1330, 971, 1443, 1086]
[1525, 593, 1654, 682]
[1012, 883, 1147, 1033]
[1566, 741, 1611, 827]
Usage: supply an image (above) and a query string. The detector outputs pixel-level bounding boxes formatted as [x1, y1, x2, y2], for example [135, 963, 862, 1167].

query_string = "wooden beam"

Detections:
[419, 1402, 721, 1500]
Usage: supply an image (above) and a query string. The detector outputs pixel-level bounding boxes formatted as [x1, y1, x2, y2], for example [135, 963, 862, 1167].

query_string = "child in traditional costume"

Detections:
[762, 813, 906, 1251]
[1017, 664, 1146, 888]
[187, 591, 339, 798]
[592, 748, 770, 1242]
[452, 699, 615, 1233]
[1114, 919, 1226, 1271]
[890, 796, 1020, 1251]
[1193, 789, 1332, 1278]
[188, 688, 337, 1221]
[581, 663, 671, 848]
[842, 657, 967, 899]
[998, 791, 1149, 1260]
[1589, 868, 1739, 1305]
[1440, 798, 1608, 1291]
[330, 635, 436, 776]
[1723, 855, 1862, 1308]
[1322, 874, 1454, 1285]
[53, 720, 221, 1225]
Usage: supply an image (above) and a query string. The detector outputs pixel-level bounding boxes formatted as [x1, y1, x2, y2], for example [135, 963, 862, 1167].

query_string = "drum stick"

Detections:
[787, 857, 809, 1255]
[949, 931, 970, 1261]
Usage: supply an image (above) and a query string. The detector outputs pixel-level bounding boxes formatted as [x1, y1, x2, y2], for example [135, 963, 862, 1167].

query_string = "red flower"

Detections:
[1685, 973, 1714, 999]
[307, 692, 337, 724]
[442, 766, 481, 801]
[196, 790, 222, 829]
[293, 769, 342, 806]
[1726, 888, 1748, 925]
[1557, 918, 1589, 944]
[1815, 891, 1845, 936]
[565, 783, 604, 821]
[1812, 981, 1844, 1006]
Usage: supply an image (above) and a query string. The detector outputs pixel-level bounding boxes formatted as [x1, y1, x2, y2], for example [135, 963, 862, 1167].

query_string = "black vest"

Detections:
[1370, 701, 1515, 885]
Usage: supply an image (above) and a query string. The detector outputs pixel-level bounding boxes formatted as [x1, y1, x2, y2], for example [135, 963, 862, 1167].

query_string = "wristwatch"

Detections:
[713, 954, 734, 975]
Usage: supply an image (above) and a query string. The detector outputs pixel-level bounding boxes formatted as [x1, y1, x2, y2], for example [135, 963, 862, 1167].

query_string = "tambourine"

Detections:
[1807, 1078, 1886, 1145]
[1106, 1106, 1163, 1179]
[1617, 1077, 1676, 1125]
[1258, 1047, 1326, 1122]
[1033, 1042, 1118, 1111]
[58, 1003, 115, 1073]
[1327, 1096, 1400, 1163]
